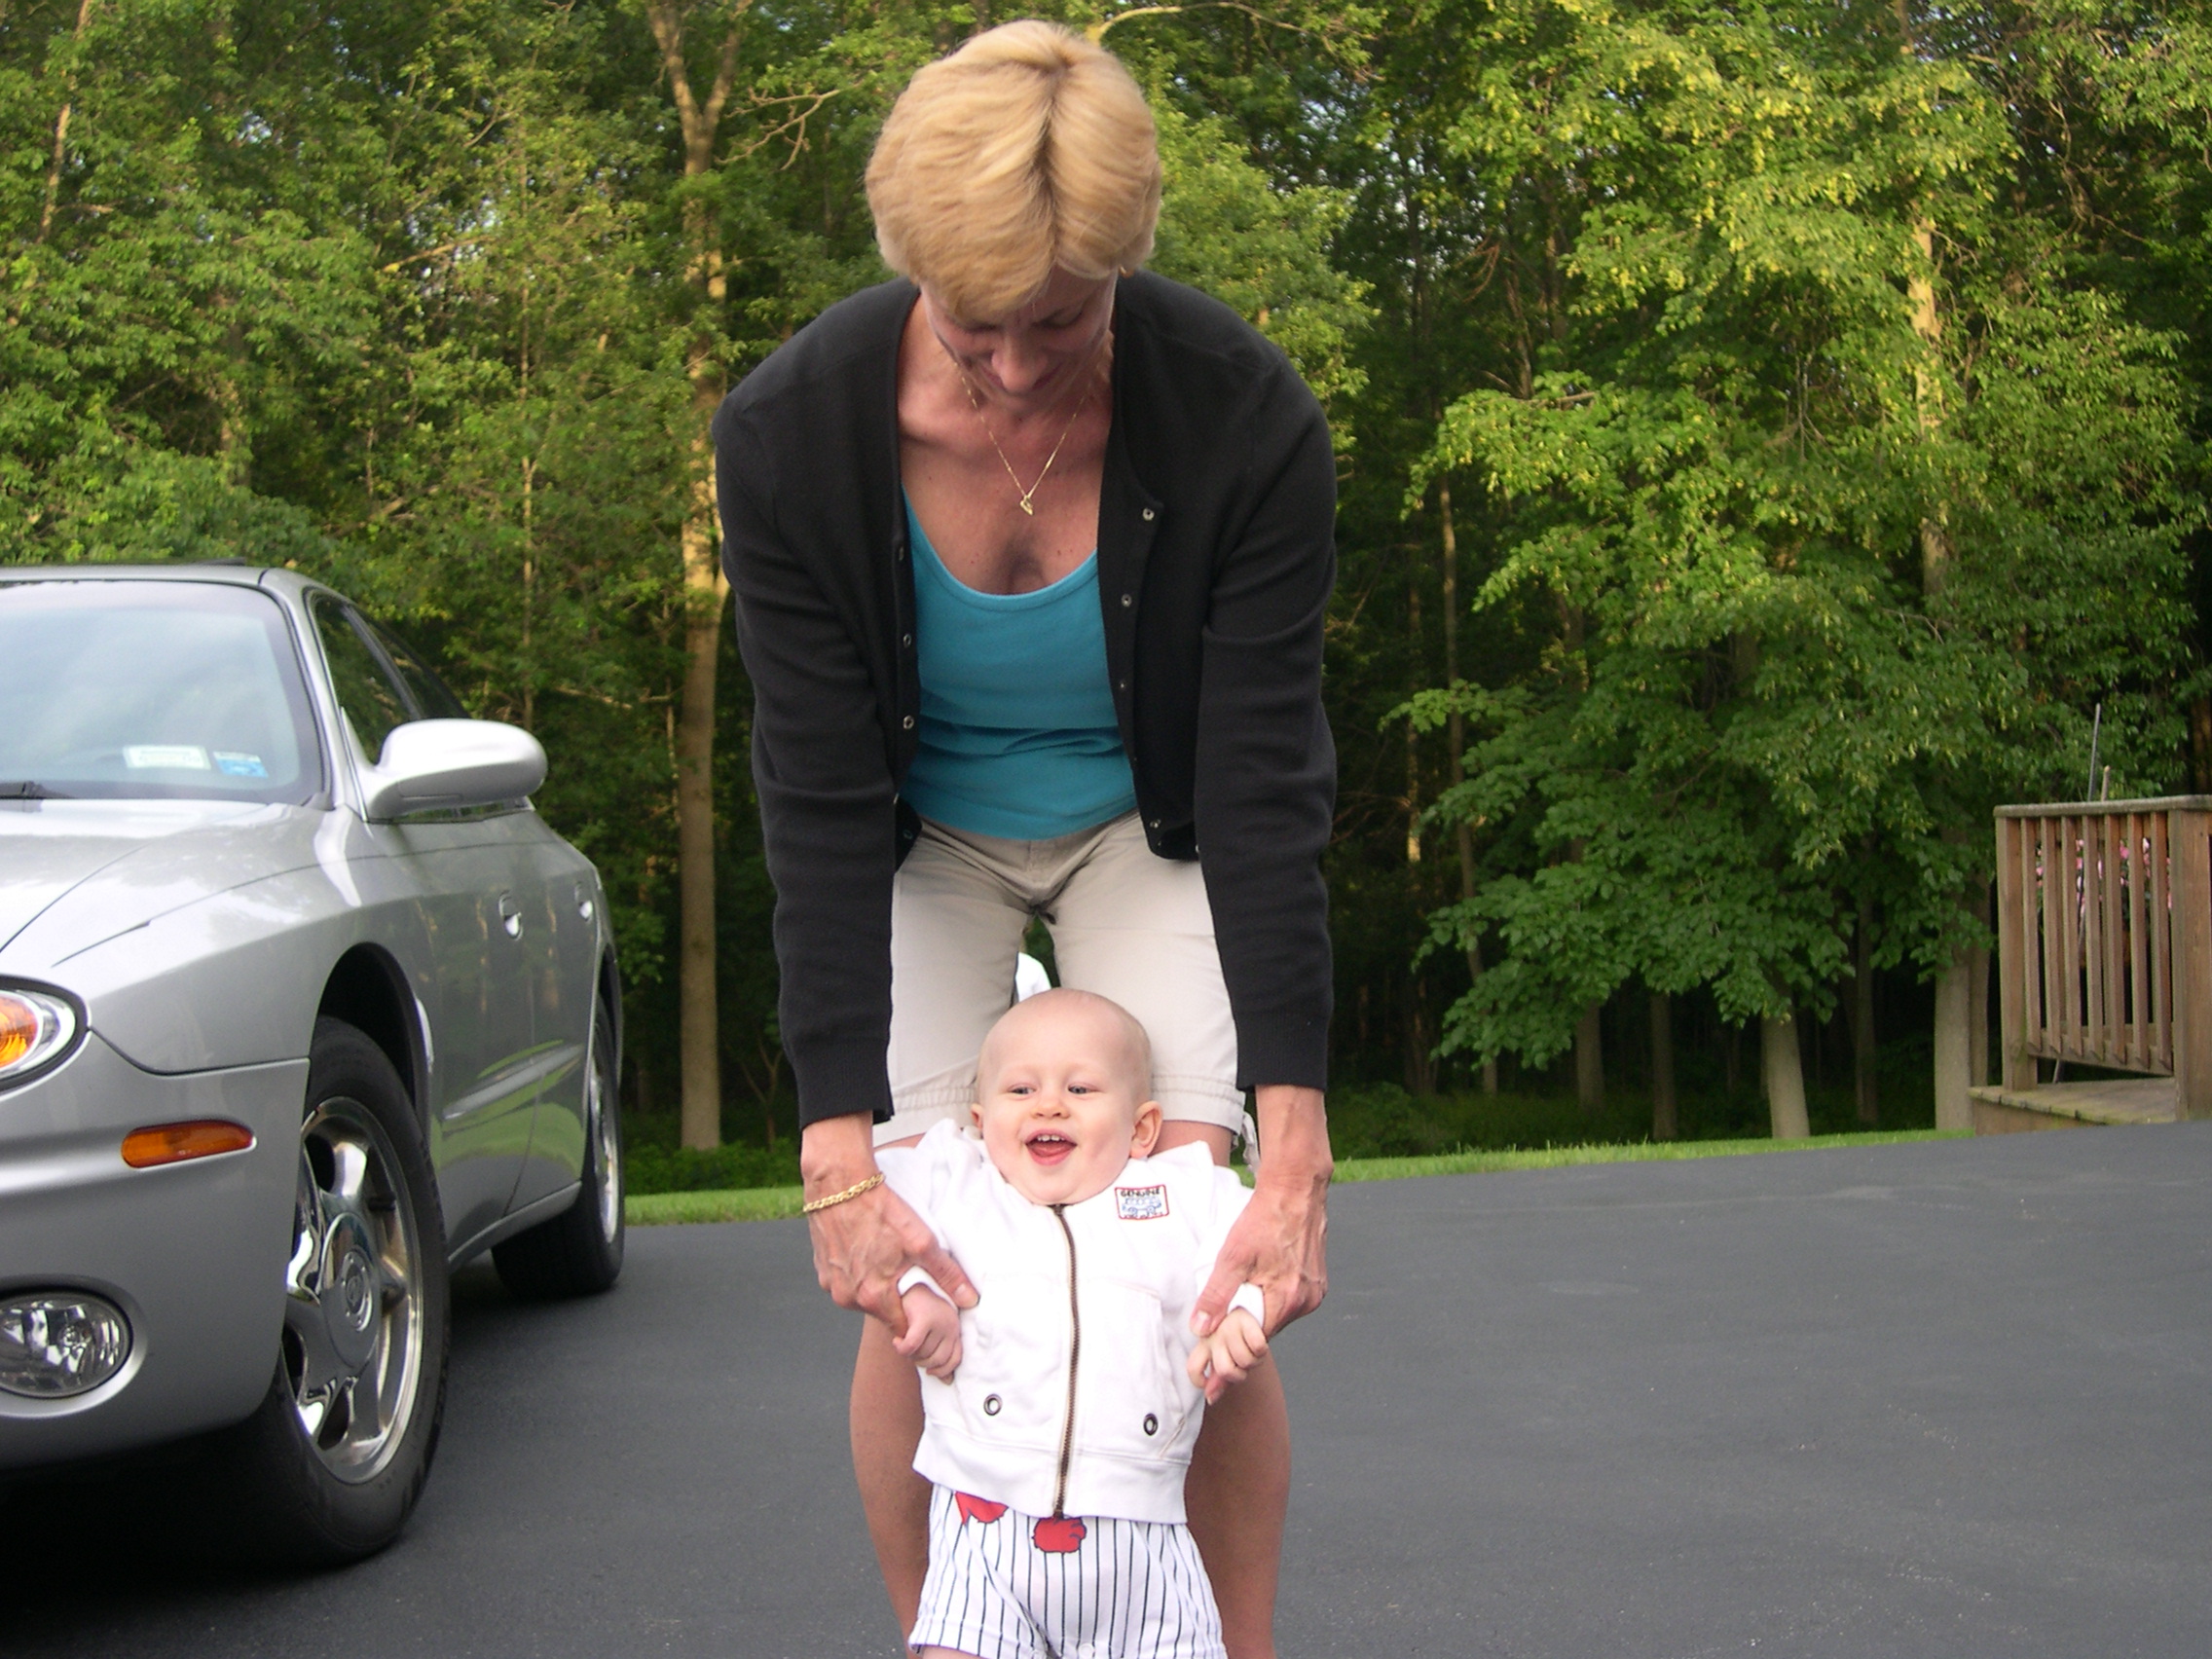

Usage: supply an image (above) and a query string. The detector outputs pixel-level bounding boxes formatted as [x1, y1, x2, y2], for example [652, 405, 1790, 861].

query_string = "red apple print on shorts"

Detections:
[955, 1493, 1008, 1525]
[1031, 1515, 1088, 1553]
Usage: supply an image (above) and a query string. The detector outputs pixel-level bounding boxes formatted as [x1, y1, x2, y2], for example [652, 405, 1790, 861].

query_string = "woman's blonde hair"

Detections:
[866, 20, 1161, 322]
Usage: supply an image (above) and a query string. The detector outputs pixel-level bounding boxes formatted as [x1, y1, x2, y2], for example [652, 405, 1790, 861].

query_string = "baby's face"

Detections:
[972, 993, 1161, 1206]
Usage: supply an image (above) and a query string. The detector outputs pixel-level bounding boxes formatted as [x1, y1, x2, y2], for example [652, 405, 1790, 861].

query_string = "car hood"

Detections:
[0, 799, 322, 966]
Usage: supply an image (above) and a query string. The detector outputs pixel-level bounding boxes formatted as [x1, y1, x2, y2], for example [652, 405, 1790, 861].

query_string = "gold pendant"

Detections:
[1019, 498, 1035, 516]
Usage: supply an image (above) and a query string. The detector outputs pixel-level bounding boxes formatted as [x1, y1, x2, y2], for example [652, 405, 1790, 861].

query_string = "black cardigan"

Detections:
[714, 273, 1336, 1128]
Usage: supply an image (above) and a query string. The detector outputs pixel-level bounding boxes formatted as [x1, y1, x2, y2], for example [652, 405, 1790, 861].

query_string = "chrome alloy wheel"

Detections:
[588, 1054, 621, 1245]
[281, 1097, 424, 1483]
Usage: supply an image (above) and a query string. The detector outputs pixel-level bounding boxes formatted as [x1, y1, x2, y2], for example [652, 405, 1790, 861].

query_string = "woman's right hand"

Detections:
[801, 1114, 977, 1334]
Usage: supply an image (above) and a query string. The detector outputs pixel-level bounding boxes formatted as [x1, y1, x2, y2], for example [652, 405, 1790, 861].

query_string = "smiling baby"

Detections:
[875, 987, 1269, 1659]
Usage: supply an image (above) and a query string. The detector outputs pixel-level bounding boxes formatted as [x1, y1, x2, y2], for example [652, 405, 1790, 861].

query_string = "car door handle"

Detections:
[498, 892, 523, 939]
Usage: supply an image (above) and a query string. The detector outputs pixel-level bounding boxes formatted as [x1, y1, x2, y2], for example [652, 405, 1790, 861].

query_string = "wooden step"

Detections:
[1968, 1078, 2179, 1134]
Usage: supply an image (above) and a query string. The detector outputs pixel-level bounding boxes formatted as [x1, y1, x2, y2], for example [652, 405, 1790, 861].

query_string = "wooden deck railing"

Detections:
[1995, 797, 2212, 1118]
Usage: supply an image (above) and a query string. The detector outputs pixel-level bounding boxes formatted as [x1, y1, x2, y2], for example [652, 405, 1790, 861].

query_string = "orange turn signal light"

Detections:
[121, 1120, 255, 1169]
[0, 997, 34, 1070]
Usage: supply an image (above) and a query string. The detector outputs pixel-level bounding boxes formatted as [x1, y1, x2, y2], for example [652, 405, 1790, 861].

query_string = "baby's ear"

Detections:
[1129, 1099, 1163, 1158]
[968, 1100, 983, 1130]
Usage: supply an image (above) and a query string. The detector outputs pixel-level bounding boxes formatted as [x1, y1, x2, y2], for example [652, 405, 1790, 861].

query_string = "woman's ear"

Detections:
[1129, 1099, 1163, 1157]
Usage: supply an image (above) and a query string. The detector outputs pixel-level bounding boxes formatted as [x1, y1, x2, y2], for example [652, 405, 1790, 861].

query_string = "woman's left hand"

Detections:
[1192, 1084, 1331, 1339]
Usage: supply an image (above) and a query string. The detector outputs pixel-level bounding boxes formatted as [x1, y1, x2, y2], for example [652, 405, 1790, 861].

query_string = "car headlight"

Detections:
[0, 985, 82, 1088]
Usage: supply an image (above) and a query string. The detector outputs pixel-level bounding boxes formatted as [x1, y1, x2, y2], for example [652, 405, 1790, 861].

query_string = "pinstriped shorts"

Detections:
[908, 1485, 1227, 1659]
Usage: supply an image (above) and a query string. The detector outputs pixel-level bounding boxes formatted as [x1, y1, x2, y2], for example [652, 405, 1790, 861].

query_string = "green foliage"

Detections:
[1394, 0, 2203, 1072]
[5, 0, 2207, 1120]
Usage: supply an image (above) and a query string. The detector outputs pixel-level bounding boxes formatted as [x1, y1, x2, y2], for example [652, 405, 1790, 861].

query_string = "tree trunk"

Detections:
[1909, 209, 1975, 1135]
[1404, 553, 1421, 866]
[647, 1, 749, 1150]
[1850, 894, 1878, 1126]
[1933, 953, 1974, 1132]
[1649, 991, 1677, 1141]
[1438, 480, 1496, 1094]
[37, 0, 96, 244]
[1574, 1003, 1604, 1115]
[675, 517, 724, 1151]
[1763, 1013, 1810, 1139]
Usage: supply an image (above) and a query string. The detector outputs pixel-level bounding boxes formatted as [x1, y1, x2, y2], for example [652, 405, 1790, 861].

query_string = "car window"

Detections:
[368, 620, 470, 721]
[0, 581, 321, 804]
[309, 594, 410, 764]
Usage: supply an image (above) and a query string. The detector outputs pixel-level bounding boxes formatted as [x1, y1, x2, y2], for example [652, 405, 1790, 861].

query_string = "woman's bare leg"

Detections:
[852, 1316, 932, 1636]
[1157, 1119, 1288, 1659]
[1186, 1350, 1289, 1658]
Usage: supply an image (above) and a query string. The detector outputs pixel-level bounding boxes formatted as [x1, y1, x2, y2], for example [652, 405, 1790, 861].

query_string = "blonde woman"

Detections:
[714, 21, 1334, 1655]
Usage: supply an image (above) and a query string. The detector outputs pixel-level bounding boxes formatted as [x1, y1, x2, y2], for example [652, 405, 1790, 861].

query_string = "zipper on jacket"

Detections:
[1050, 1203, 1081, 1519]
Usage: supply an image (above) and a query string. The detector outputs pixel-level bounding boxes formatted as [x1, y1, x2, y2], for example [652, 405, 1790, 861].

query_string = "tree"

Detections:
[1406, 0, 2197, 1130]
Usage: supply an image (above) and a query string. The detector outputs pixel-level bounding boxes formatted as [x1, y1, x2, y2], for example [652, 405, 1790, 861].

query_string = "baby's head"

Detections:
[971, 988, 1161, 1205]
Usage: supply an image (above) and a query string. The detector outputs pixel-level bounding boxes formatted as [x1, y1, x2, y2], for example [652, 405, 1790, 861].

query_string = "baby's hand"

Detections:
[893, 1283, 962, 1382]
[1185, 1308, 1268, 1404]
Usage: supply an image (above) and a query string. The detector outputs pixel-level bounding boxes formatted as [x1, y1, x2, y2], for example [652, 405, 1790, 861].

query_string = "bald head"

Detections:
[978, 987, 1154, 1103]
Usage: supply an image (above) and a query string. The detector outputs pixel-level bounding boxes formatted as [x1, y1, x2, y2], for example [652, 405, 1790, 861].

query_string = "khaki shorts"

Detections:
[885, 811, 1244, 1146]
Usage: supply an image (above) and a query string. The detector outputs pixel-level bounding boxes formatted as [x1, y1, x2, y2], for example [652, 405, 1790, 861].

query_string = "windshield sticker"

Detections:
[124, 745, 209, 770]
[212, 752, 268, 778]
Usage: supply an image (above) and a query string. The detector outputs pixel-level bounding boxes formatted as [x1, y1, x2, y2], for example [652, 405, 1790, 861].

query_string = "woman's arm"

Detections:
[1189, 372, 1339, 1334]
[717, 395, 909, 1125]
[1191, 383, 1338, 1095]
[806, 1118, 976, 1332]
[718, 398, 976, 1324]
[1193, 1084, 1331, 1338]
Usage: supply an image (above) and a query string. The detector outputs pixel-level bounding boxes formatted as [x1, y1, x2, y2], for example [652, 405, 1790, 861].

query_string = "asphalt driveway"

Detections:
[9, 1124, 2210, 1656]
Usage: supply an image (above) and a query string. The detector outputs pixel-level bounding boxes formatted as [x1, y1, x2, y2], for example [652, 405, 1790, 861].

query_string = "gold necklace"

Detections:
[947, 345, 1101, 517]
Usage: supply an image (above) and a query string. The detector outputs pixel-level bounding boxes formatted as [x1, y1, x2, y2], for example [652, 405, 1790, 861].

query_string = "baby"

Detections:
[878, 987, 1271, 1659]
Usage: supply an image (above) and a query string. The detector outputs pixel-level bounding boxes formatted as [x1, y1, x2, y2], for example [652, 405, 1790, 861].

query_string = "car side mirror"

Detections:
[359, 719, 547, 820]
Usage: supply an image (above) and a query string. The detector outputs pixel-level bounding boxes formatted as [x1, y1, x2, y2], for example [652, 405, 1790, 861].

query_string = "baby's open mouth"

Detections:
[1023, 1129, 1076, 1167]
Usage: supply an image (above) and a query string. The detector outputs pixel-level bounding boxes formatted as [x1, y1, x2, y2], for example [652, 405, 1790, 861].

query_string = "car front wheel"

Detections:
[217, 1016, 449, 1564]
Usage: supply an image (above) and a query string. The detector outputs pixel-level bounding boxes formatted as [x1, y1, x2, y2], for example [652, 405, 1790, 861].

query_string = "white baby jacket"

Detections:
[879, 1121, 1264, 1526]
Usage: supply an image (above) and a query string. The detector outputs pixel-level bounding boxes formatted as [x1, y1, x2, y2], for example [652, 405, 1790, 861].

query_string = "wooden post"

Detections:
[1997, 815, 2030, 1092]
[2172, 809, 2212, 1120]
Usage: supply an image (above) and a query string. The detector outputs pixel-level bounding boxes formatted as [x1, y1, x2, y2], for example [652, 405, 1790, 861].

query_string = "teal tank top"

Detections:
[900, 497, 1137, 841]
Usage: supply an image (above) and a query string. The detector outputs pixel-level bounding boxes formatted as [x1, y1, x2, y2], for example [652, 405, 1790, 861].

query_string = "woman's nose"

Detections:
[990, 338, 1051, 395]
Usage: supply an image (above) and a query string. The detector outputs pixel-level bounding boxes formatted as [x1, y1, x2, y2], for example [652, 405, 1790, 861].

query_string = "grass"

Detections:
[1329, 1127, 1962, 1185]
[622, 1127, 1967, 1228]
[627, 1185, 806, 1226]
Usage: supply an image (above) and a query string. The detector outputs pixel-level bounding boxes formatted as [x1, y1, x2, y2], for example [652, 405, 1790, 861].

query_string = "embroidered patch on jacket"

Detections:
[1115, 1184, 1170, 1221]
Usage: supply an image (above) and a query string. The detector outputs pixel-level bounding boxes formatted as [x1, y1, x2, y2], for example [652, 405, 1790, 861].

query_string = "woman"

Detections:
[713, 21, 1334, 1655]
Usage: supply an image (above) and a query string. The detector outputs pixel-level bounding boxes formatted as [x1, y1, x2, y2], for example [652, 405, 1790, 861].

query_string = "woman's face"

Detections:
[922, 266, 1117, 411]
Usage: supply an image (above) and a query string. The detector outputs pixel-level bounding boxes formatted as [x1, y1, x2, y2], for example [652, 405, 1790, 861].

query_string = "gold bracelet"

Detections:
[801, 1172, 885, 1215]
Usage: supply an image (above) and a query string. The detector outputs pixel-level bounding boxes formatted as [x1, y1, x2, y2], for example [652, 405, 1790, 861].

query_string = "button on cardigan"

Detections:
[713, 273, 1337, 1128]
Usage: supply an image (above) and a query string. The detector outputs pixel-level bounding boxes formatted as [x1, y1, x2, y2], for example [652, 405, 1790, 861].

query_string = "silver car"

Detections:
[0, 565, 625, 1561]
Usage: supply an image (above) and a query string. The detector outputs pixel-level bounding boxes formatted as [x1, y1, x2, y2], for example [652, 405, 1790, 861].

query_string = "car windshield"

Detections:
[0, 580, 322, 805]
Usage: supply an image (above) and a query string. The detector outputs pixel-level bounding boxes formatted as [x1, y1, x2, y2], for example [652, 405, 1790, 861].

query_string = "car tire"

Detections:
[216, 1016, 450, 1566]
[492, 997, 625, 1299]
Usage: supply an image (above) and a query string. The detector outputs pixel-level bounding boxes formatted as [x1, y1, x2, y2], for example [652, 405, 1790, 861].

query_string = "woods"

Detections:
[5, 0, 2205, 1150]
